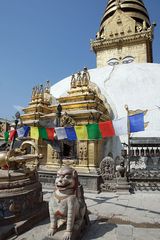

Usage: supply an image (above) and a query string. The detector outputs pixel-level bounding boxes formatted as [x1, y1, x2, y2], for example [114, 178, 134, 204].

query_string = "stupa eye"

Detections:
[122, 56, 134, 64]
[107, 58, 119, 66]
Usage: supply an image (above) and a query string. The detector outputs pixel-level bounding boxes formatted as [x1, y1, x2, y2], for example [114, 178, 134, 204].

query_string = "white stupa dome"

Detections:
[51, 63, 160, 157]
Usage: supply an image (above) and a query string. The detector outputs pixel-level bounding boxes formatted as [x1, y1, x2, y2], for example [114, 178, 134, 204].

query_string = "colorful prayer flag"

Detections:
[99, 121, 115, 138]
[55, 127, 67, 140]
[86, 123, 102, 140]
[17, 126, 30, 138]
[4, 131, 9, 142]
[74, 126, 88, 140]
[30, 127, 39, 140]
[39, 127, 54, 140]
[129, 113, 144, 133]
[39, 127, 48, 139]
[112, 117, 128, 136]
[9, 130, 17, 142]
[65, 127, 77, 141]
[46, 128, 54, 140]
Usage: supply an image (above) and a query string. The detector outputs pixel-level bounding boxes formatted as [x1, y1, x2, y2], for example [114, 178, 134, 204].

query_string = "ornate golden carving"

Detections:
[60, 112, 76, 127]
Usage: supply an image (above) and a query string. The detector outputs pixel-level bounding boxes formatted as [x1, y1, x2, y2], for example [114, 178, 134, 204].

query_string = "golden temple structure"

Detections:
[91, 0, 154, 67]
[21, 68, 111, 190]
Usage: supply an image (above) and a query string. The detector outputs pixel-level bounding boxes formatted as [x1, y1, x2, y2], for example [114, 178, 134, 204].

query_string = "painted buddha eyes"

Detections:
[107, 58, 119, 66]
[107, 56, 134, 65]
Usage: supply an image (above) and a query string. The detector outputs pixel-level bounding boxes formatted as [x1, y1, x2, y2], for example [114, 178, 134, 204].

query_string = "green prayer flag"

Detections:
[86, 123, 102, 140]
[39, 127, 48, 139]
[4, 131, 9, 142]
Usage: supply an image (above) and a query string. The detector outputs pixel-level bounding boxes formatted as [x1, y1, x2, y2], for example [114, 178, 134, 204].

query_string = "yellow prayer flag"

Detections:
[74, 126, 88, 140]
[30, 127, 39, 140]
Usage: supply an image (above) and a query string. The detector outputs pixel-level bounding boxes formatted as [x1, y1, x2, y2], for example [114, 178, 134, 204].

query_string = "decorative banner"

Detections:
[39, 127, 48, 140]
[113, 117, 128, 136]
[74, 126, 88, 140]
[30, 127, 39, 140]
[9, 130, 17, 142]
[55, 127, 67, 140]
[9, 111, 149, 143]
[4, 131, 9, 142]
[46, 128, 55, 140]
[129, 113, 144, 133]
[65, 127, 77, 141]
[17, 126, 30, 138]
[86, 123, 102, 140]
[99, 121, 115, 138]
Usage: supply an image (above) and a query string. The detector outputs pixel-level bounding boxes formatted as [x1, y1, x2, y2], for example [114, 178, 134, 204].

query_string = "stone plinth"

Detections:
[116, 177, 130, 195]
[38, 169, 101, 193]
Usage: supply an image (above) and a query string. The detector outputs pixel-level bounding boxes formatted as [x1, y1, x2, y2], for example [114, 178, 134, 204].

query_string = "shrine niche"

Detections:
[62, 140, 77, 160]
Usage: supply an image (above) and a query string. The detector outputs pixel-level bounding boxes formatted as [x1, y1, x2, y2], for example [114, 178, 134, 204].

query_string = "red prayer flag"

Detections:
[9, 130, 17, 142]
[99, 121, 115, 138]
[46, 128, 54, 140]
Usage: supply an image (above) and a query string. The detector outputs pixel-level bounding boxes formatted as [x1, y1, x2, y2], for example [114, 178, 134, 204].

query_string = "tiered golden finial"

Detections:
[70, 67, 90, 89]
[31, 84, 44, 103]
[44, 80, 52, 105]
[31, 80, 52, 105]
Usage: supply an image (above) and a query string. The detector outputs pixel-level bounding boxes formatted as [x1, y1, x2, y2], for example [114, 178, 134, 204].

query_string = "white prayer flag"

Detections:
[55, 127, 67, 140]
[112, 117, 128, 136]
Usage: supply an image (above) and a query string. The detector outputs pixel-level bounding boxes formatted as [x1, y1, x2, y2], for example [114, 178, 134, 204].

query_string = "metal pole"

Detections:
[8, 112, 20, 177]
[125, 105, 131, 175]
[56, 104, 62, 166]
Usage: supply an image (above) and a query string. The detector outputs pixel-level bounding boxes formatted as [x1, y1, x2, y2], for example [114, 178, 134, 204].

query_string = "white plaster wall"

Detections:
[51, 63, 160, 158]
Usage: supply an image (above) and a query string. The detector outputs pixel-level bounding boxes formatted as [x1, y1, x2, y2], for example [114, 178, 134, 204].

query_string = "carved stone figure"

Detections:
[78, 142, 88, 162]
[48, 165, 88, 240]
[117, 158, 126, 178]
[99, 156, 115, 181]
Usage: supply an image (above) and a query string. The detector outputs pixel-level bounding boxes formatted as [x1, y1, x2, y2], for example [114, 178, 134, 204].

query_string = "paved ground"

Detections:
[8, 191, 160, 240]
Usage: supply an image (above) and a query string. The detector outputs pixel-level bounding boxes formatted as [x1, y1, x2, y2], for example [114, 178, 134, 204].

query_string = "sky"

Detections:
[0, 0, 159, 120]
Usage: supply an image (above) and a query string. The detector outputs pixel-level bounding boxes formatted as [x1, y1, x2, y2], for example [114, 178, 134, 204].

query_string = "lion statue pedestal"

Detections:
[48, 165, 89, 240]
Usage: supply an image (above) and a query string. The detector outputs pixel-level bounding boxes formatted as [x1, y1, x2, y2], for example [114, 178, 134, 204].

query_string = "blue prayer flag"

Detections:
[129, 113, 144, 133]
[65, 127, 77, 141]
[17, 126, 30, 138]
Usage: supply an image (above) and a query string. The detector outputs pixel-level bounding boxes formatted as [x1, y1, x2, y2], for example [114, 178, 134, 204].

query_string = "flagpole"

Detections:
[125, 105, 131, 175]
[56, 104, 62, 166]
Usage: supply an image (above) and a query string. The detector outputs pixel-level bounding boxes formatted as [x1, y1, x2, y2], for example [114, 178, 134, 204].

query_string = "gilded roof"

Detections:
[100, 0, 150, 33]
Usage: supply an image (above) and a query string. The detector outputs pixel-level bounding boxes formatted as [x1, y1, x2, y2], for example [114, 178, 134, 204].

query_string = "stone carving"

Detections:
[116, 158, 126, 178]
[98, 156, 117, 192]
[52, 149, 59, 160]
[48, 165, 89, 240]
[99, 156, 115, 181]
[79, 142, 87, 162]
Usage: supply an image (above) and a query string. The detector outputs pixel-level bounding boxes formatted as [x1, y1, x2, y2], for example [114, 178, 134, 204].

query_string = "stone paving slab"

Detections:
[7, 191, 160, 240]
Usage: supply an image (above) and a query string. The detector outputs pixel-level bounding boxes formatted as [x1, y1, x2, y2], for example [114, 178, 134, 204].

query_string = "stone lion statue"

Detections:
[48, 165, 88, 240]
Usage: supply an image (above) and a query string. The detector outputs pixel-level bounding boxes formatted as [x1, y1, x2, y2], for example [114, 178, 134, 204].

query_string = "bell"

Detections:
[135, 148, 139, 156]
[146, 148, 150, 156]
[129, 149, 134, 156]
[156, 148, 160, 156]
[141, 148, 144, 156]
[150, 148, 154, 157]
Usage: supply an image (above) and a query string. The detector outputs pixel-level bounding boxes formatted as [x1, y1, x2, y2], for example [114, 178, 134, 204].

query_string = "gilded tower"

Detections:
[91, 0, 154, 67]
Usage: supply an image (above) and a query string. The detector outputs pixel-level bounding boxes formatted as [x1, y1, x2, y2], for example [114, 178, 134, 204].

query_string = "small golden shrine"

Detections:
[21, 68, 111, 190]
